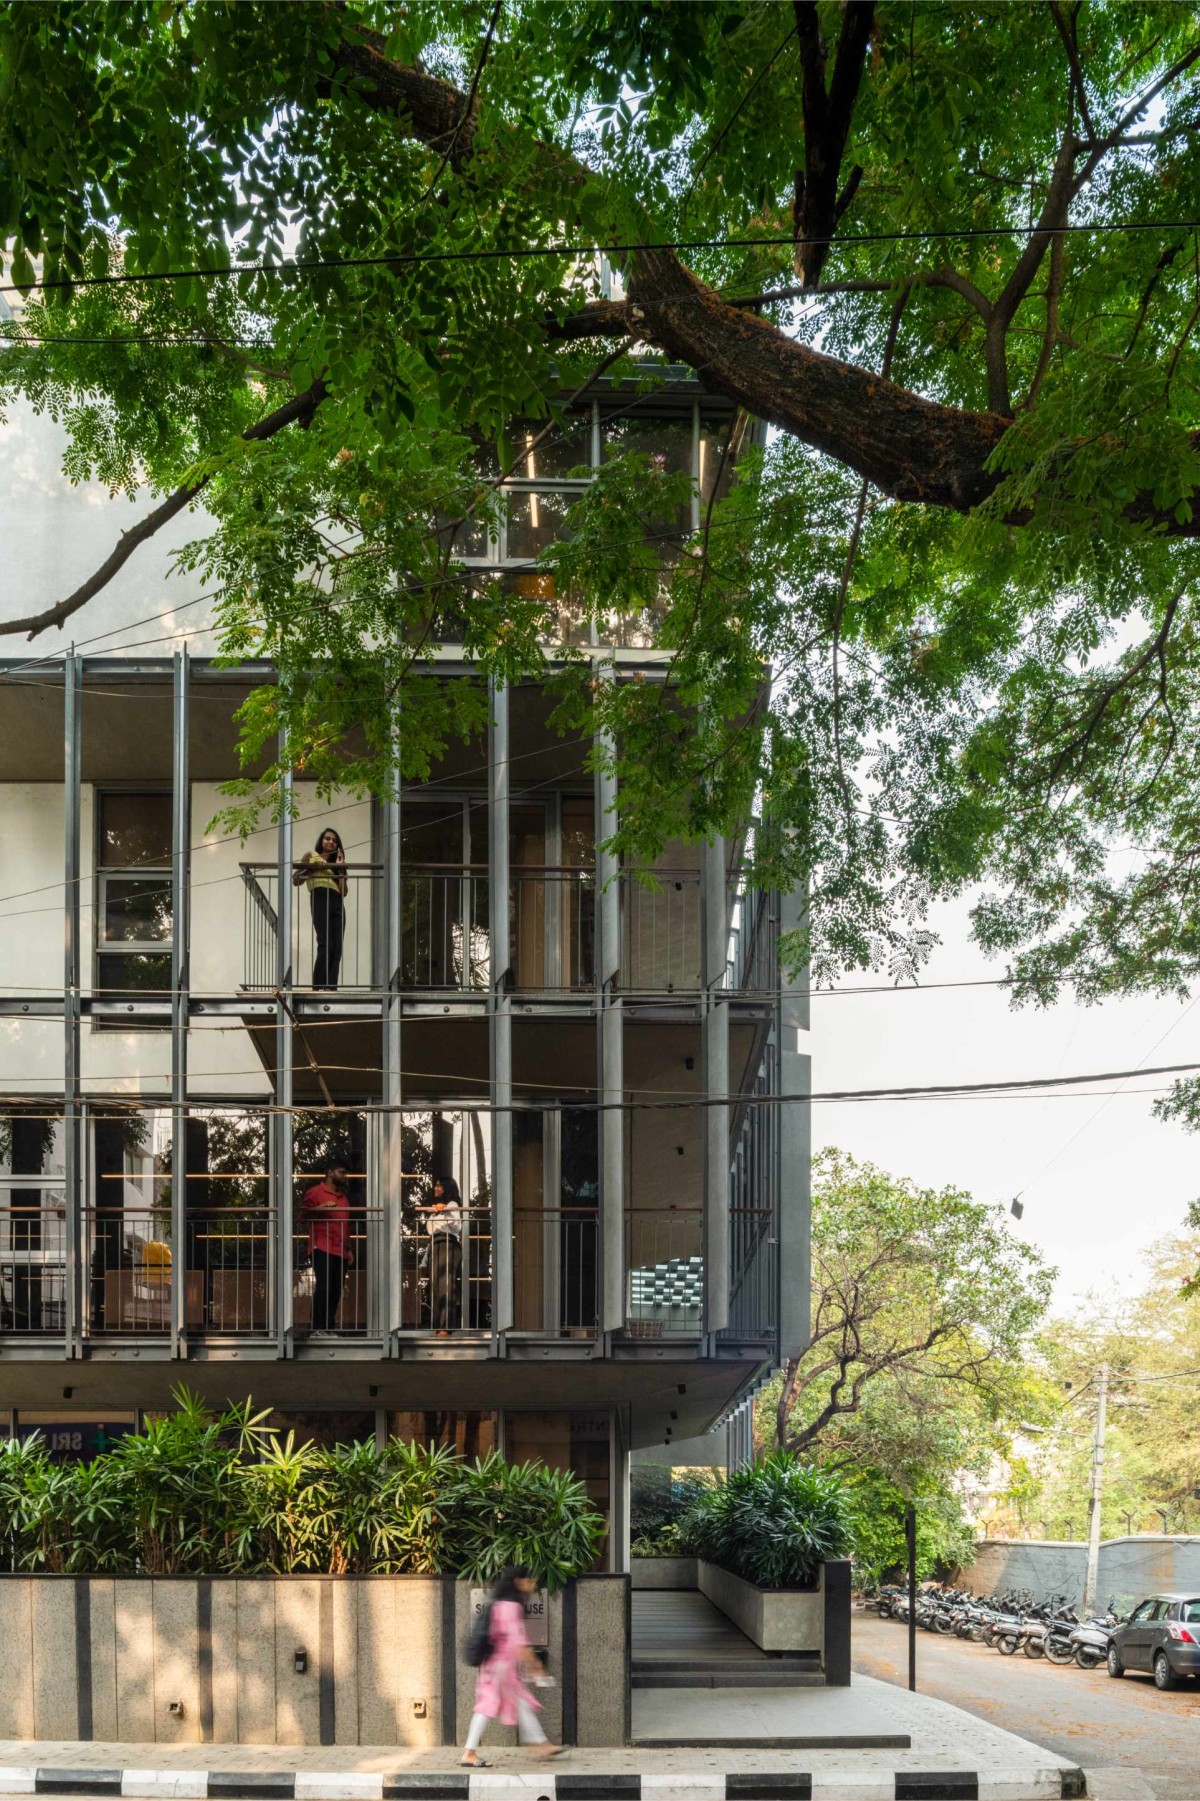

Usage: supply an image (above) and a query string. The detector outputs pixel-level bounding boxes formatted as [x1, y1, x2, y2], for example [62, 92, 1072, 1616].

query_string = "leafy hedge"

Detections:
[675, 1451, 851, 1588]
[0, 1390, 604, 1590]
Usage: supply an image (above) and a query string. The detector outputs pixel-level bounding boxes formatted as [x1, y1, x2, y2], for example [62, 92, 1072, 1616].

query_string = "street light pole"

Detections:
[905, 1503, 917, 1692]
[1082, 1363, 1109, 1616]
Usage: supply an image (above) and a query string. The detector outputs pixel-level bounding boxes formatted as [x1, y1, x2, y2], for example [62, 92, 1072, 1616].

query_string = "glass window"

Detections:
[97, 794, 173, 1005]
[698, 416, 736, 512]
[95, 952, 172, 995]
[504, 418, 592, 481]
[1180, 1600, 1200, 1623]
[264, 1411, 377, 1450]
[101, 876, 173, 943]
[98, 793, 172, 867]
[603, 414, 692, 476]
[1130, 1600, 1157, 1622]
[504, 1411, 610, 1565]
[506, 488, 578, 561]
[389, 1411, 497, 1458]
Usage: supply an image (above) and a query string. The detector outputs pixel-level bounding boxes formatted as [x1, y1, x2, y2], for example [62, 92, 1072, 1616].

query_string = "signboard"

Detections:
[14, 1421, 134, 1461]
[468, 1586, 548, 1647]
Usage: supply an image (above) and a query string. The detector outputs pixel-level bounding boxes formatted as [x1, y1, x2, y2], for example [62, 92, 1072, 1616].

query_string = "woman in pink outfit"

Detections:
[460, 1567, 562, 1767]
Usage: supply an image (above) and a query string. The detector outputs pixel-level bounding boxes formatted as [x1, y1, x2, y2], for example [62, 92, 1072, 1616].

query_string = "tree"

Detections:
[770, 1150, 1054, 1457]
[3, 4, 1200, 988]
[997, 1225, 1200, 1537]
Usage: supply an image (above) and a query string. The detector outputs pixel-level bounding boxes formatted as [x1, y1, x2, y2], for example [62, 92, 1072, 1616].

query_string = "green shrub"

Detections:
[677, 1450, 852, 1588]
[0, 1391, 605, 1588]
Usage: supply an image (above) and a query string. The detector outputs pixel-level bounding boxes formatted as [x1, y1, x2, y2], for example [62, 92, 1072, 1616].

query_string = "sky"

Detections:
[810, 890, 1200, 1316]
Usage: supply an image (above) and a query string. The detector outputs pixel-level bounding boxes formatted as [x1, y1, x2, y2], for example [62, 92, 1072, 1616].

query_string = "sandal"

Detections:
[460, 1756, 492, 1767]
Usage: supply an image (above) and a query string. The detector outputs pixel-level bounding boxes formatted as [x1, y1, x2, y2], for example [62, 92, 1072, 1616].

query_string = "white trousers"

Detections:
[464, 1697, 547, 1750]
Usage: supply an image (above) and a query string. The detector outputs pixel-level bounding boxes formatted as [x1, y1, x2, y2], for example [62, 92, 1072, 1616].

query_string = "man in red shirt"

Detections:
[301, 1156, 352, 1330]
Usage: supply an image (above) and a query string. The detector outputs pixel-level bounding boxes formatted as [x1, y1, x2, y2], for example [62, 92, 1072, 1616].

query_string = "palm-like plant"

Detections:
[446, 1452, 605, 1592]
[678, 1451, 851, 1589]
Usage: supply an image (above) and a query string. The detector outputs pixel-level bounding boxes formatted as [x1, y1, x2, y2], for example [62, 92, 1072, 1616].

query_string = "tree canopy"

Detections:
[760, 1149, 1054, 1578]
[3, 2, 1200, 992]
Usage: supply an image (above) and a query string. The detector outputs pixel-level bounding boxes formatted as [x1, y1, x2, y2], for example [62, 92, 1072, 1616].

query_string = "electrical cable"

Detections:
[6, 218, 1200, 300]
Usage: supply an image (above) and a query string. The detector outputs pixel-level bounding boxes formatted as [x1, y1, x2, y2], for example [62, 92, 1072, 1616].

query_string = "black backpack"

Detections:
[464, 1601, 494, 1668]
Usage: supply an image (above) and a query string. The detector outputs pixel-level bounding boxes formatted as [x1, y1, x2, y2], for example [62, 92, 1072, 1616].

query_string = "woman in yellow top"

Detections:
[293, 827, 348, 989]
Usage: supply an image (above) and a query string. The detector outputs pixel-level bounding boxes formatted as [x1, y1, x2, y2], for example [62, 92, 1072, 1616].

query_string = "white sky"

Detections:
[811, 891, 1200, 1312]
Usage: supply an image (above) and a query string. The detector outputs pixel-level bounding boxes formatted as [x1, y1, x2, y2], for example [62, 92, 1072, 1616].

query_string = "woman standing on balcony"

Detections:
[293, 827, 347, 990]
[424, 1174, 463, 1334]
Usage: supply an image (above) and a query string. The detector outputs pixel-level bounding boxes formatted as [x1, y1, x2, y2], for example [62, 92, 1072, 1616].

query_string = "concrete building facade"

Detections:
[0, 369, 810, 1567]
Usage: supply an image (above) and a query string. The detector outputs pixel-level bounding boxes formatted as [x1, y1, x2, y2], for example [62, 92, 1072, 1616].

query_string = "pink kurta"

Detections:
[471, 1598, 542, 1725]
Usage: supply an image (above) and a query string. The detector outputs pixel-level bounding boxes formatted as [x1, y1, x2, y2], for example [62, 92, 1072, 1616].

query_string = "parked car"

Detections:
[1107, 1594, 1200, 1689]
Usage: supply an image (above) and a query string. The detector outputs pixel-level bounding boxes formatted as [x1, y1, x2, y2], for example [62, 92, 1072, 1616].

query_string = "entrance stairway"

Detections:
[631, 1589, 824, 1689]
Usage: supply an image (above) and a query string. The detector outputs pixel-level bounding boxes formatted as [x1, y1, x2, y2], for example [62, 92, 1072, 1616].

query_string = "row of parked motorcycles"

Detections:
[867, 1584, 1128, 1670]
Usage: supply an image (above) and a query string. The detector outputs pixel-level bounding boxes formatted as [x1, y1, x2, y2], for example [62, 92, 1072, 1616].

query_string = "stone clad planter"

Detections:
[0, 1573, 629, 1748]
[697, 1558, 851, 1682]
[698, 1559, 820, 1651]
[630, 1556, 698, 1590]
[632, 1554, 852, 1685]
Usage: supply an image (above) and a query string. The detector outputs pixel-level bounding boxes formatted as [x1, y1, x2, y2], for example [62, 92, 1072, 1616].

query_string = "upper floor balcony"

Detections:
[0, 1100, 778, 1355]
[239, 857, 708, 997]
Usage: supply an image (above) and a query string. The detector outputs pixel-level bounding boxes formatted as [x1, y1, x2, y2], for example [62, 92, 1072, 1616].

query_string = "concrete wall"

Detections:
[630, 1557, 699, 1590]
[0, 1574, 629, 1747]
[698, 1559, 821, 1654]
[956, 1536, 1200, 1608]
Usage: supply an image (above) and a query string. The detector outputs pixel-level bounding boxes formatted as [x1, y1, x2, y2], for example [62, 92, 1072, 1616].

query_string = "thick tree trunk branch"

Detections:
[0, 379, 329, 641]
[791, 0, 875, 287]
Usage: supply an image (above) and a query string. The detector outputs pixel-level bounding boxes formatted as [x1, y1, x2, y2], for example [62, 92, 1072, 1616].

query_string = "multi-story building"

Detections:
[0, 368, 810, 1565]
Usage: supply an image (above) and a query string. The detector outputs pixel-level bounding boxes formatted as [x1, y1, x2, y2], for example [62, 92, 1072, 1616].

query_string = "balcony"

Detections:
[240, 861, 703, 995]
[624, 1207, 703, 1339]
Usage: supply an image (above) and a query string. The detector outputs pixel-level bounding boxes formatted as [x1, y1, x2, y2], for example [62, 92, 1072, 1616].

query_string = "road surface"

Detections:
[854, 1609, 1200, 1800]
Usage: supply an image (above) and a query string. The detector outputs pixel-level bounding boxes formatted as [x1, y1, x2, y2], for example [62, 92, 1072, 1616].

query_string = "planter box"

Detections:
[631, 1556, 698, 1590]
[697, 1557, 852, 1684]
[0, 1572, 630, 1748]
[698, 1559, 820, 1652]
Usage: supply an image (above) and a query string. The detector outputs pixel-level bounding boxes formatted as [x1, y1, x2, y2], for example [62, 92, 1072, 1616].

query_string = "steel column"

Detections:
[170, 650, 191, 1355]
[274, 761, 294, 1354]
[488, 678, 513, 1337]
[702, 836, 730, 1336]
[383, 705, 404, 1349]
[63, 652, 82, 1358]
[595, 667, 624, 1334]
[778, 879, 811, 1359]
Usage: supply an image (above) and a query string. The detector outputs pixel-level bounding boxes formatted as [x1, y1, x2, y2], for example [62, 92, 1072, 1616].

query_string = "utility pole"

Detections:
[905, 1503, 917, 1691]
[1082, 1363, 1109, 1615]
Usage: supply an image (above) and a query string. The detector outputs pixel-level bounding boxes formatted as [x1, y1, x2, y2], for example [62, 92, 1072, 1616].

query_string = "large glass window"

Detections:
[96, 792, 173, 1000]
[0, 1113, 65, 1334]
[398, 1109, 492, 1331]
[389, 1411, 497, 1458]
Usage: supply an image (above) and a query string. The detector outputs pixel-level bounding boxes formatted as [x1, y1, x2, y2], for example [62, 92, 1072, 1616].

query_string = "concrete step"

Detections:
[633, 1660, 824, 1690]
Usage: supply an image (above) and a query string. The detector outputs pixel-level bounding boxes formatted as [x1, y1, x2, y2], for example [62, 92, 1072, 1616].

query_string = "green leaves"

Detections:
[676, 1452, 853, 1588]
[0, 1391, 604, 1585]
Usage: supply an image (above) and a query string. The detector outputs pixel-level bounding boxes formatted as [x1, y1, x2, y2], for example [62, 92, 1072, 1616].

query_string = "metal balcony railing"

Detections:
[291, 1208, 386, 1336]
[622, 871, 702, 993]
[241, 862, 379, 991]
[239, 860, 708, 994]
[512, 1208, 598, 1334]
[510, 869, 596, 991]
[399, 866, 490, 989]
[625, 1208, 703, 1338]
[0, 1195, 68, 1333]
[396, 1207, 493, 1332]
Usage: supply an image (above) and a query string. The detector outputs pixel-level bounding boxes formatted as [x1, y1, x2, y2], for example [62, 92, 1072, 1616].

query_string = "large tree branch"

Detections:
[791, 0, 876, 288]
[0, 378, 328, 640]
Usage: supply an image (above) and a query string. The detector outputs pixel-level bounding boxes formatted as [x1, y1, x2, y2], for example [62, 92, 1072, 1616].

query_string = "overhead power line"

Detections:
[4, 217, 1200, 300]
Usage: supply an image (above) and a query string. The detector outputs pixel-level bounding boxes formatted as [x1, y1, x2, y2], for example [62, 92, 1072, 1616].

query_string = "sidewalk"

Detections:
[0, 1675, 1087, 1800]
